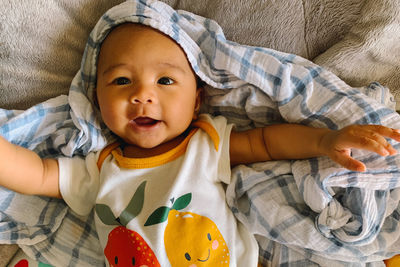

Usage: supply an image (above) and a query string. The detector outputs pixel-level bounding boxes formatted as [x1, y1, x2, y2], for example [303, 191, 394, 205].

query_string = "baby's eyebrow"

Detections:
[101, 62, 187, 76]
[102, 63, 128, 76]
[157, 62, 187, 74]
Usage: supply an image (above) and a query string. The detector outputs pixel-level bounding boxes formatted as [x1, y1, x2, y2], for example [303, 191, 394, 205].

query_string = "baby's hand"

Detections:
[319, 125, 400, 172]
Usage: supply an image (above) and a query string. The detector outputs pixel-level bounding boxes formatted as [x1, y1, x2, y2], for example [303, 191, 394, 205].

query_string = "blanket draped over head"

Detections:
[0, 0, 399, 266]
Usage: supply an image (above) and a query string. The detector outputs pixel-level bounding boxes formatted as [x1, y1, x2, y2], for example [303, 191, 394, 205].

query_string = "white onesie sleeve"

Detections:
[58, 152, 100, 216]
[210, 115, 233, 185]
[194, 114, 233, 184]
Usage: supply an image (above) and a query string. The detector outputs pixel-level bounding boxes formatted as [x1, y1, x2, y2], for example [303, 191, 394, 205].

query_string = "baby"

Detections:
[1, 23, 400, 266]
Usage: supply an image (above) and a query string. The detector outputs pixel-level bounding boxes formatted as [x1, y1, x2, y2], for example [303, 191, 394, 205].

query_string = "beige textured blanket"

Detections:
[1, 0, 365, 109]
[315, 0, 400, 109]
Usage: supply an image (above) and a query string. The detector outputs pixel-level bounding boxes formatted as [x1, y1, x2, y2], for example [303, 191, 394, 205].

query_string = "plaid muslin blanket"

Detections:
[1, 0, 400, 266]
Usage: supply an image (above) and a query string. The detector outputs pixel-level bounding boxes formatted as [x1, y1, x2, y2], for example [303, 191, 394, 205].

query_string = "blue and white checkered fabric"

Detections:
[1, 0, 399, 266]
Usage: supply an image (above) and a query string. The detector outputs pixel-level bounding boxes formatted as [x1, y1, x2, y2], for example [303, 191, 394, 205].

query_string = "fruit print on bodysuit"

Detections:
[14, 260, 53, 267]
[95, 181, 160, 267]
[145, 193, 230, 266]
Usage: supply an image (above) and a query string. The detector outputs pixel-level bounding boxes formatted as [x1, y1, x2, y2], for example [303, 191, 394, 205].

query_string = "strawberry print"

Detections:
[96, 181, 160, 266]
[104, 226, 159, 267]
[14, 260, 28, 267]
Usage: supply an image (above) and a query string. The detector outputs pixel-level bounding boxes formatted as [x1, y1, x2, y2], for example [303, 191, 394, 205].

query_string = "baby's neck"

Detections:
[122, 135, 186, 158]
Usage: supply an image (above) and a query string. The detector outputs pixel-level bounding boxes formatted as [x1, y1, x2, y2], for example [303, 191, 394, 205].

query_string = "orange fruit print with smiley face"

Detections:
[145, 193, 230, 266]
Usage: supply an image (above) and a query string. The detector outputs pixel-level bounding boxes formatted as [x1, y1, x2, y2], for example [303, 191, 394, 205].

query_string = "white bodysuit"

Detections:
[59, 114, 258, 267]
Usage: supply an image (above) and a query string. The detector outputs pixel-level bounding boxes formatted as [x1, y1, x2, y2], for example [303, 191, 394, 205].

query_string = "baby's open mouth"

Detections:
[133, 117, 160, 126]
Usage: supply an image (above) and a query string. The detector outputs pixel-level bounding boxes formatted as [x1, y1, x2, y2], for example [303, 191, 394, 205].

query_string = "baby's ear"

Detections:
[192, 87, 203, 120]
[194, 87, 203, 114]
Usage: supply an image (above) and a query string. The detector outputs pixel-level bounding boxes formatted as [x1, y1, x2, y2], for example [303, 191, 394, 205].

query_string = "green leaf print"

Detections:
[95, 204, 120, 226]
[96, 181, 147, 227]
[171, 193, 192, 210]
[39, 262, 54, 267]
[119, 181, 147, 226]
[144, 206, 171, 226]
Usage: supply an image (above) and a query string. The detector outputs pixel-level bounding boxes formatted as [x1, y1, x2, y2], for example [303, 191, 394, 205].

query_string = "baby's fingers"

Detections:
[360, 128, 397, 156]
[365, 125, 400, 142]
[343, 125, 398, 156]
[354, 134, 394, 156]
[331, 151, 366, 172]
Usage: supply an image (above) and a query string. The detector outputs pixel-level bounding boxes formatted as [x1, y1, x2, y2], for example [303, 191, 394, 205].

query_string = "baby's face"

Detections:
[96, 24, 200, 149]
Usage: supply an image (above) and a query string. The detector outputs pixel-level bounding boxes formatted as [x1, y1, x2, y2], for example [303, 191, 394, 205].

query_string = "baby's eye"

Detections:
[158, 77, 174, 85]
[113, 77, 131, 85]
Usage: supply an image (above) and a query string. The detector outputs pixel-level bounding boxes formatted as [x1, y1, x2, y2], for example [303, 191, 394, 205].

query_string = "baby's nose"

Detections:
[132, 96, 153, 104]
[129, 86, 157, 104]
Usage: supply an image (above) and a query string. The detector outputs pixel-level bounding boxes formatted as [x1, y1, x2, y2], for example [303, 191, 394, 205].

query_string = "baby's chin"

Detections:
[122, 136, 183, 157]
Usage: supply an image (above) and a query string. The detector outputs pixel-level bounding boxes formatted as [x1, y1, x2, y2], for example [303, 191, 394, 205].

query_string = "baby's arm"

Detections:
[0, 136, 60, 198]
[230, 124, 400, 172]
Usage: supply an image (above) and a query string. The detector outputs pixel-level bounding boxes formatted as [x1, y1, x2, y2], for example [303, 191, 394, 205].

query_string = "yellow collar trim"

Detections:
[191, 120, 219, 151]
[97, 119, 220, 170]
